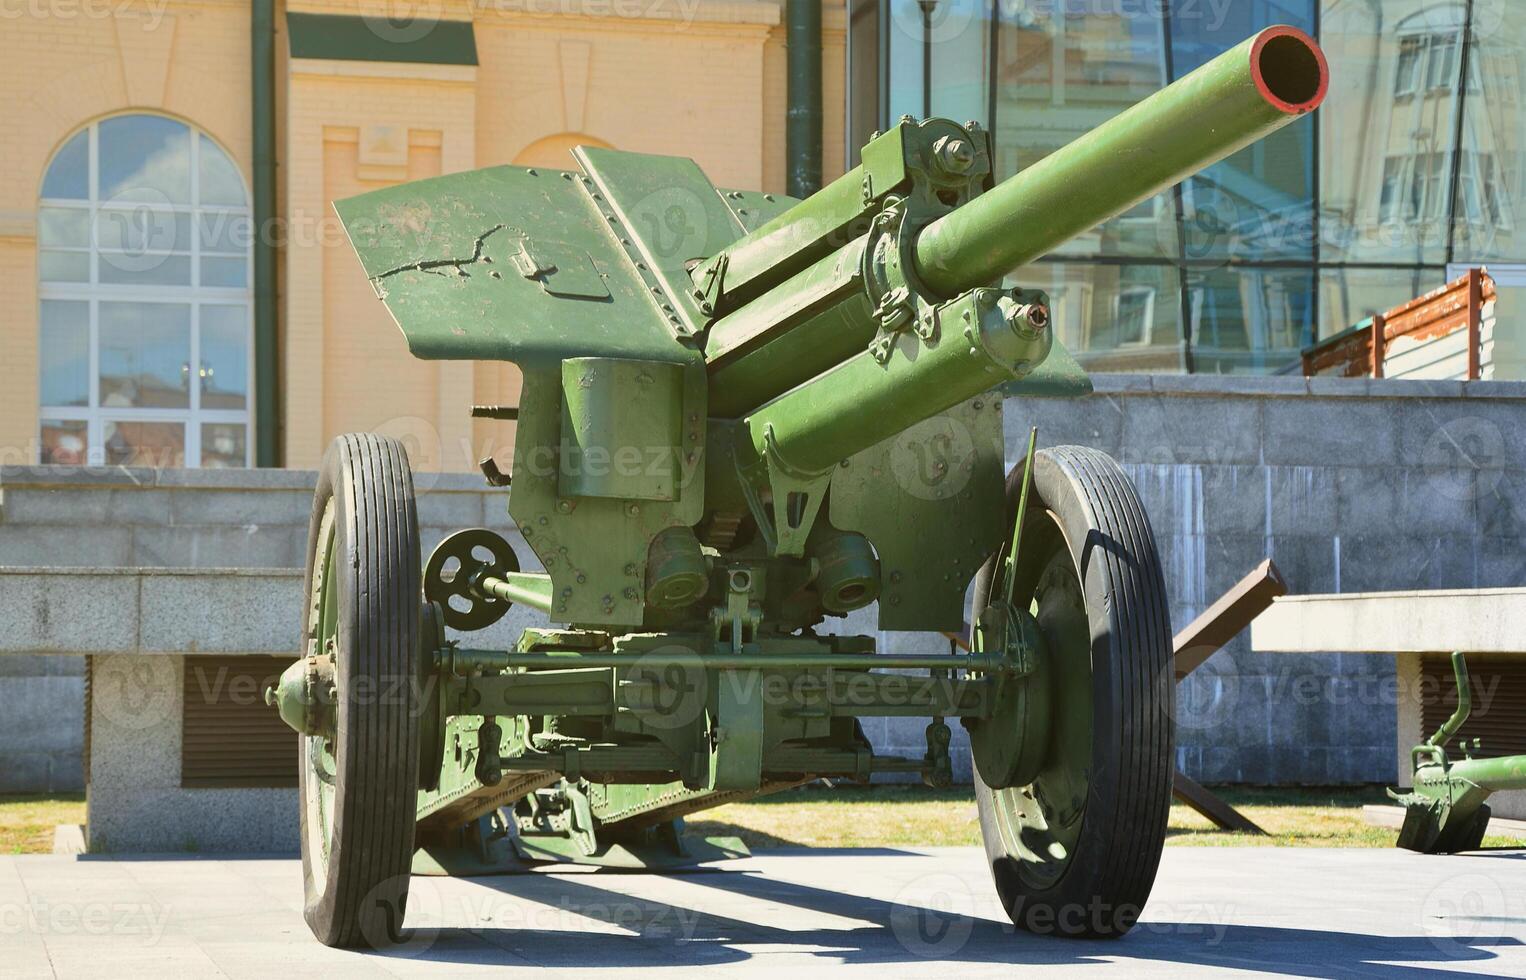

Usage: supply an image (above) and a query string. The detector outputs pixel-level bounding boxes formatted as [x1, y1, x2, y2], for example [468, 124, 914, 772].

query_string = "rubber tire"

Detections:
[300, 434, 423, 948]
[971, 446, 1173, 939]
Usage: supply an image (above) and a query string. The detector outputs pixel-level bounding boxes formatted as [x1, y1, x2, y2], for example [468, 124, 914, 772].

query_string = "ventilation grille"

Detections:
[1420, 654, 1526, 758]
[181, 655, 298, 788]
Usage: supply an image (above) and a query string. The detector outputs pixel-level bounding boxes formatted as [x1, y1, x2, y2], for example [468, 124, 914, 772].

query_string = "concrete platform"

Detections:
[1251, 588, 1526, 654]
[3, 846, 1526, 977]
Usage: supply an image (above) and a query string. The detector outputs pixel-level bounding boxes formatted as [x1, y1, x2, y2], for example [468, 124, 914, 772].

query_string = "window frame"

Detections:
[37, 115, 254, 468]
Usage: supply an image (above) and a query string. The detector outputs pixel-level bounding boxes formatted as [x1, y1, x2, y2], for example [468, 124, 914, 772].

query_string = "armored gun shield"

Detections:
[273, 26, 1330, 947]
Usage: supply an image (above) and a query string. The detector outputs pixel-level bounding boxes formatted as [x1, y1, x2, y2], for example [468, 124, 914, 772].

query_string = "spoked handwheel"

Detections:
[299, 434, 423, 948]
[967, 446, 1173, 938]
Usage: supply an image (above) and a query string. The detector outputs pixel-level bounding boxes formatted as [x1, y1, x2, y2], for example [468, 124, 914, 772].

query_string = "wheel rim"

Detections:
[302, 499, 340, 884]
[987, 514, 1093, 891]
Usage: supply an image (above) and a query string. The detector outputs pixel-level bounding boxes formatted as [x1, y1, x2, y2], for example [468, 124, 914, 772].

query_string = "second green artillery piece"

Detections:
[1391, 652, 1526, 853]
[268, 27, 1330, 947]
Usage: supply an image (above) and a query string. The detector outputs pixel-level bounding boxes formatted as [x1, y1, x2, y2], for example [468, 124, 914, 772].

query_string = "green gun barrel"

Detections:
[913, 26, 1329, 297]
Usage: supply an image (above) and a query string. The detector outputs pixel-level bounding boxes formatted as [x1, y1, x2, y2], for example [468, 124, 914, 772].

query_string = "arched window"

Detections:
[37, 114, 253, 467]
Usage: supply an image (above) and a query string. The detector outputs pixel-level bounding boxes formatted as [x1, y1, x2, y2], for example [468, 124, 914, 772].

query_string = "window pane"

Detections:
[1321, 6, 1460, 264]
[104, 421, 184, 468]
[198, 135, 246, 206]
[95, 206, 191, 252]
[200, 256, 247, 288]
[198, 212, 252, 253]
[1395, 37, 1422, 95]
[1452, 11, 1526, 262]
[1318, 266, 1434, 344]
[41, 131, 88, 200]
[200, 305, 249, 410]
[928, 1, 991, 125]
[99, 301, 191, 409]
[200, 423, 247, 468]
[1008, 262, 1185, 373]
[1172, 1, 1317, 267]
[1187, 266, 1316, 375]
[39, 250, 89, 282]
[39, 300, 89, 408]
[98, 253, 192, 286]
[40, 419, 88, 465]
[992, 5, 1175, 259]
[38, 208, 88, 248]
[98, 115, 191, 204]
[885, 0, 926, 121]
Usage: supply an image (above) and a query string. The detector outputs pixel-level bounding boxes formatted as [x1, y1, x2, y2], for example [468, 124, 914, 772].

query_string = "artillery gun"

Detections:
[1391, 652, 1526, 853]
[270, 27, 1328, 946]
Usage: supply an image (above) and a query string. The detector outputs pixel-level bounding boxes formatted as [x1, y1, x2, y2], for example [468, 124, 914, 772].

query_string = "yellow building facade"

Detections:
[0, 0, 846, 473]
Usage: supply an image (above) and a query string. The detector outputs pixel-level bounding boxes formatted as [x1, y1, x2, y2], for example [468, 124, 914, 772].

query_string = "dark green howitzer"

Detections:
[271, 27, 1328, 947]
[1391, 652, 1526, 853]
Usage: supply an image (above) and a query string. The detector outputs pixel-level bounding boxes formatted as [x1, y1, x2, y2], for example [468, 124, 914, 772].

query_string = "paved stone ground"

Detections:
[2, 846, 1525, 978]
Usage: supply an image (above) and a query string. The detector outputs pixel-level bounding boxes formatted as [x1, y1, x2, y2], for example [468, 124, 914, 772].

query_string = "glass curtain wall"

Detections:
[860, 0, 1526, 375]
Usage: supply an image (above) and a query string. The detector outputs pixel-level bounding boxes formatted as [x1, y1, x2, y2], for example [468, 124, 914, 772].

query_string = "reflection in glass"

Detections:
[886, 0, 927, 120]
[1009, 262, 1185, 373]
[927, 0, 991, 125]
[1189, 266, 1317, 374]
[39, 301, 88, 407]
[198, 212, 252, 253]
[38, 208, 88, 248]
[1173, 1, 1317, 266]
[104, 421, 184, 467]
[992, 4, 1175, 259]
[1318, 265, 1431, 342]
[200, 257, 247, 289]
[39, 251, 89, 282]
[95, 207, 191, 253]
[1451, 9, 1525, 262]
[199, 135, 247, 206]
[99, 302, 191, 409]
[98, 254, 193, 287]
[40, 419, 88, 465]
[41, 131, 88, 200]
[200, 423, 247, 468]
[1321, 3, 1463, 265]
[98, 115, 192, 204]
[200, 306, 250, 410]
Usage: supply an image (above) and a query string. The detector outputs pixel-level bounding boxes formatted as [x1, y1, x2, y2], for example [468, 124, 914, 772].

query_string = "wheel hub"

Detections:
[267, 646, 336, 738]
[967, 599, 1051, 789]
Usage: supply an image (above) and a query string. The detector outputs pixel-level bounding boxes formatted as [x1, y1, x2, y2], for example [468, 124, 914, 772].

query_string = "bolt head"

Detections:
[934, 137, 976, 175]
